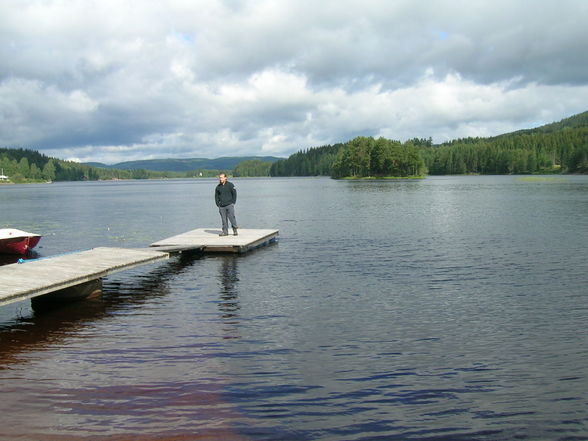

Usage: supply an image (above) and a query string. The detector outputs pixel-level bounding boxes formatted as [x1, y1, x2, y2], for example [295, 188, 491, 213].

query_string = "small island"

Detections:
[331, 136, 426, 179]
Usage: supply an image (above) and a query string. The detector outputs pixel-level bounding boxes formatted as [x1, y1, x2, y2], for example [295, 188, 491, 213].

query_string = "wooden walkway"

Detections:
[0, 228, 279, 307]
[0, 247, 168, 307]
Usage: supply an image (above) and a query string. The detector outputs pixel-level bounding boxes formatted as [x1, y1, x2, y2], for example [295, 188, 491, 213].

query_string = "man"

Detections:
[215, 173, 238, 236]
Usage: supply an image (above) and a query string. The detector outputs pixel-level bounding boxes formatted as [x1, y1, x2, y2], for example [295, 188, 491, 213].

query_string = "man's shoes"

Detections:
[233, 228, 238, 236]
[219, 232, 228, 236]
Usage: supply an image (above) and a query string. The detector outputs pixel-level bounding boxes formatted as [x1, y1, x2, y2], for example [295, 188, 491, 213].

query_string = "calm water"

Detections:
[0, 176, 587, 441]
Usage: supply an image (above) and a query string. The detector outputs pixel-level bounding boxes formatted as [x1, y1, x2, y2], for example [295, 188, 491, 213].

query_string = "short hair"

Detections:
[219, 173, 226, 178]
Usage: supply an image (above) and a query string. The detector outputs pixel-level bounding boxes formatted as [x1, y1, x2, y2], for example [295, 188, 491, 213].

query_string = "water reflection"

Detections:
[0, 251, 256, 441]
[100, 251, 201, 306]
[217, 255, 242, 339]
[0, 250, 41, 266]
[0, 252, 201, 366]
[345, 179, 424, 193]
[0, 297, 107, 367]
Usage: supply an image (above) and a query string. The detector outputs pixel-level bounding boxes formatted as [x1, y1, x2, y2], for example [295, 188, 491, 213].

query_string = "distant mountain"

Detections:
[84, 156, 283, 172]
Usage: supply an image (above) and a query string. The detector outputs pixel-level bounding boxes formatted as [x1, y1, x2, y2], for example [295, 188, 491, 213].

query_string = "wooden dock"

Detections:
[0, 228, 278, 308]
[0, 247, 168, 307]
[150, 228, 279, 254]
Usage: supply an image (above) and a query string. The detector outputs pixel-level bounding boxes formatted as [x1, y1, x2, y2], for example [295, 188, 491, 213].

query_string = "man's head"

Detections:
[218, 173, 227, 184]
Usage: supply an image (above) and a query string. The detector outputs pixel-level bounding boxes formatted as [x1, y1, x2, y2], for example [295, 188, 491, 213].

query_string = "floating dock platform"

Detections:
[0, 228, 278, 308]
[150, 228, 279, 254]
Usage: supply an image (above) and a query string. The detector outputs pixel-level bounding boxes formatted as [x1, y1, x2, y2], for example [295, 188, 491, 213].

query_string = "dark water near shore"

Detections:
[1, 176, 587, 440]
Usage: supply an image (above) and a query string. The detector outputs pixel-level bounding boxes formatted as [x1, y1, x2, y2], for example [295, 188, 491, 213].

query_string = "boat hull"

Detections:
[0, 230, 41, 255]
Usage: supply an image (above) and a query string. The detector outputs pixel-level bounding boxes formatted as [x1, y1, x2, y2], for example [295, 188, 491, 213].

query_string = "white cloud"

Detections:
[1, 0, 587, 163]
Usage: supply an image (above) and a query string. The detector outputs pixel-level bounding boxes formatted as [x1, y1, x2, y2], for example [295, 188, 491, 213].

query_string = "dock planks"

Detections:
[0, 228, 279, 308]
[0, 247, 168, 307]
[150, 228, 279, 253]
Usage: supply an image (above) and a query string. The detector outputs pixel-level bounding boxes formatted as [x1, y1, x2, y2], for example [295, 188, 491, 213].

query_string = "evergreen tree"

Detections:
[234, 159, 273, 177]
[332, 136, 426, 178]
[43, 159, 57, 181]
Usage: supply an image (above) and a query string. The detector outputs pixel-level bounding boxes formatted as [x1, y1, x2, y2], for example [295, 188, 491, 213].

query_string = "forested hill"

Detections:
[0, 148, 92, 182]
[270, 110, 588, 176]
[0, 148, 273, 183]
[502, 110, 588, 135]
[86, 156, 281, 172]
[426, 110, 588, 174]
[0, 147, 198, 182]
[270, 143, 343, 176]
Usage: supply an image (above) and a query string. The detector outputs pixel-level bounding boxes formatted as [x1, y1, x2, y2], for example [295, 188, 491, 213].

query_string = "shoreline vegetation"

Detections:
[270, 111, 587, 178]
[1, 111, 586, 184]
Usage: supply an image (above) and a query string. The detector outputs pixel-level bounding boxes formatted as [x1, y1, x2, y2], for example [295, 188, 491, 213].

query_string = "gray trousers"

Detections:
[219, 204, 238, 233]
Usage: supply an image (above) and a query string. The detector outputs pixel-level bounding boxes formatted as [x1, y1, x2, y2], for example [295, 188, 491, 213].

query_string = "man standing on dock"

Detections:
[215, 173, 238, 236]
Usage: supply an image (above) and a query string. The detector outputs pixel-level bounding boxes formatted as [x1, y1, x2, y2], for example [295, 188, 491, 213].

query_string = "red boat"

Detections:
[0, 228, 42, 255]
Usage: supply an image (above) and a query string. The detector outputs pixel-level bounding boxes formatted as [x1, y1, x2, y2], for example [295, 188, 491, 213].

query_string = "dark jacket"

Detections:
[215, 181, 237, 207]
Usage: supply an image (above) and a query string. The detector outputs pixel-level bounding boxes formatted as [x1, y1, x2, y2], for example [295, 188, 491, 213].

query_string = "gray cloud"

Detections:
[1, 0, 587, 163]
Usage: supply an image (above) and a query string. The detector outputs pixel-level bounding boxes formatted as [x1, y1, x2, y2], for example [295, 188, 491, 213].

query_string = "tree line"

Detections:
[233, 159, 273, 177]
[422, 126, 588, 174]
[269, 144, 341, 176]
[331, 137, 426, 178]
[2, 111, 587, 182]
[269, 137, 429, 178]
[269, 111, 588, 177]
[0, 147, 226, 183]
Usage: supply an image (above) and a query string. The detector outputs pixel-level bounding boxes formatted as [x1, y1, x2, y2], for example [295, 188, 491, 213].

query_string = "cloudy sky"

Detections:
[1, 0, 587, 164]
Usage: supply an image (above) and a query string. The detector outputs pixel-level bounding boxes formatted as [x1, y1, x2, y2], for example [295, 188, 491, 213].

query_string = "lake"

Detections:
[1, 175, 587, 440]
